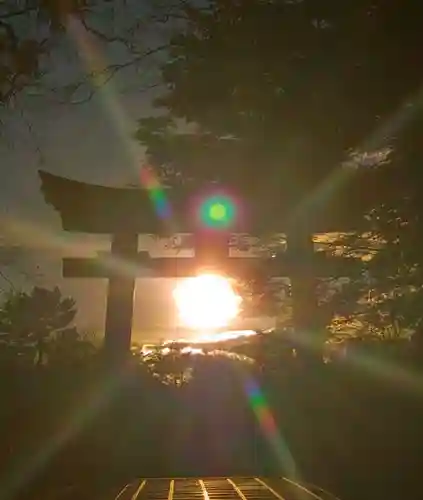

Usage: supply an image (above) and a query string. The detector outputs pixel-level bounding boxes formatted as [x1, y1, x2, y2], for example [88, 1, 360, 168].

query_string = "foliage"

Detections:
[327, 195, 423, 345]
[0, 0, 182, 106]
[236, 273, 287, 319]
[48, 328, 97, 366]
[133, 340, 255, 387]
[1, 326, 422, 499]
[0, 285, 85, 365]
[134, 0, 423, 338]
[136, 343, 195, 386]
[0, 0, 89, 103]
[319, 107, 423, 348]
[136, 1, 423, 195]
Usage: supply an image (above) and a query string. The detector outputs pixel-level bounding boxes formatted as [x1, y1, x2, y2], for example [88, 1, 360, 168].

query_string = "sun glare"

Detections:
[173, 273, 241, 330]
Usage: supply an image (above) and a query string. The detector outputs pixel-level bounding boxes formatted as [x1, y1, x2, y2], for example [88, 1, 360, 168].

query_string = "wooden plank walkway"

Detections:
[110, 477, 338, 500]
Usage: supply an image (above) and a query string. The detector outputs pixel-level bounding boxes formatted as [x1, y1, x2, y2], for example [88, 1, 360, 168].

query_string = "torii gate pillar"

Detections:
[103, 232, 138, 362]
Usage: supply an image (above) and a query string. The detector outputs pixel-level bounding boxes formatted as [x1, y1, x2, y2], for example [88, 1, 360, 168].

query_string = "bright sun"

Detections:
[173, 273, 241, 330]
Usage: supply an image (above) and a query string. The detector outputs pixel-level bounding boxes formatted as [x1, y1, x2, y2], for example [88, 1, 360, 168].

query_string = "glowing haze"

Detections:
[172, 273, 241, 331]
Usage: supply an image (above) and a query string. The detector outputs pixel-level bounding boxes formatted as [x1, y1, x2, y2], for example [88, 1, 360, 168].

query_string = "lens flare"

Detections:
[245, 376, 299, 480]
[199, 195, 236, 229]
[173, 273, 241, 330]
[66, 18, 172, 225]
[140, 165, 172, 220]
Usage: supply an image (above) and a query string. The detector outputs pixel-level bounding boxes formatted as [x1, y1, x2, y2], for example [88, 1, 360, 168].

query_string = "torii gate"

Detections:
[38, 169, 387, 362]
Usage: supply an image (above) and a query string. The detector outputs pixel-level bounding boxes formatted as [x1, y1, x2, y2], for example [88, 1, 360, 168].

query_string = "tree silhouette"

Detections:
[0, 286, 77, 366]
[326, 114, 423, 354]
[47, 328, 97, 367]
[134, 0, 423, 345]
[136, 0, 423, 195]
[0, 1, 178, 105]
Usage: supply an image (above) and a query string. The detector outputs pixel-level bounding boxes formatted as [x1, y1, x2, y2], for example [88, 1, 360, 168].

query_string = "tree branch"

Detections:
[70, 80, 161, 105]
[0, 19, 18, 48]
[0, 5, 38, 20]
[79, 17, 141, 54]
[0, 269, 16, 293]
[53, 43, 168, 103]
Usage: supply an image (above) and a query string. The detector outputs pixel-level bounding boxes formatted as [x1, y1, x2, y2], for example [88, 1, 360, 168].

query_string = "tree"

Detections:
[0, 0, 183, 106]
[136, 0, 423, 190]
[140, 344, 195, 386]
[0, 286, 78, 366]
[326, 114, 423, 356]
[47, 328, 97, 367]
[1, 2, 47, 103]
[135, 0, 423, 344]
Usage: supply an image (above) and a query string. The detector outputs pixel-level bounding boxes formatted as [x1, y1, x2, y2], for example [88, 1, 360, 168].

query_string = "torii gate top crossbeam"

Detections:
[38, 170, 393, 234]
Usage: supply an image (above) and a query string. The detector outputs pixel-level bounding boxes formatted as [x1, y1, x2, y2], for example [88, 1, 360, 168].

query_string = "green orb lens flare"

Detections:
[200, 196, 235, 229]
